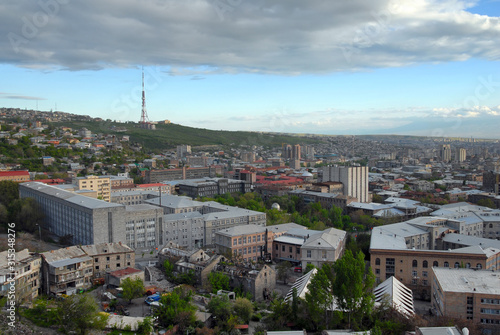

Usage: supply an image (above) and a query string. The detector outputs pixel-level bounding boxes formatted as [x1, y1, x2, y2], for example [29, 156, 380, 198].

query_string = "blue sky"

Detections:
[1, 0, 499, 138]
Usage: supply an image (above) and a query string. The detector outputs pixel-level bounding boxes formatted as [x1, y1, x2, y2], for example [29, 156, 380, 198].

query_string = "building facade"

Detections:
[73, 175, 111, 202]
[41, 246, 93, 296]
[431, 267, 500, 333]
[0, 249, 41, 303]
[80, 242, 135, 279]
[320, 166, 369, 202]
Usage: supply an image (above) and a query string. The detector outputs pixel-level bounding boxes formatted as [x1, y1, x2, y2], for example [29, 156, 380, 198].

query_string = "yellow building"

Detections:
[73, 175, 111, 202]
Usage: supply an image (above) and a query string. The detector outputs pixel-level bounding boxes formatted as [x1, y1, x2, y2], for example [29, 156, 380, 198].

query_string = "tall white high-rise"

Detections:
[320, 166, 369, 202]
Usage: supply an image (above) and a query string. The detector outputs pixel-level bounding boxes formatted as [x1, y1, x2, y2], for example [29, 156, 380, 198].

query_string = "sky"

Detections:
[0, 0, 499, 138]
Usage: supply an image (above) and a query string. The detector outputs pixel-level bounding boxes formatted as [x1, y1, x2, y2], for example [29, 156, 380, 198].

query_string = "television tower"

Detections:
[140, 67, 150, 124]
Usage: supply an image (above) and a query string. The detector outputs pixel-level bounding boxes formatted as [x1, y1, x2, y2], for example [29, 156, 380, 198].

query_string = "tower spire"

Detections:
[140, 67, 150, 124]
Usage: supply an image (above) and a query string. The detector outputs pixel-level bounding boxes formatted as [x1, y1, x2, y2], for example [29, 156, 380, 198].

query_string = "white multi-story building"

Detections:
[320, 166, 369, 202]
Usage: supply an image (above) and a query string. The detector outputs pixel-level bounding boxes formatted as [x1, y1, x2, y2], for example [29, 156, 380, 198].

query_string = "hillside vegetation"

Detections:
[54, 121, 318, 150]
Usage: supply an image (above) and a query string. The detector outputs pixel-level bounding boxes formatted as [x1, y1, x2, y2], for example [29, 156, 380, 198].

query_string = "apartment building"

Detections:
[370, 219, 500, 300]
[145, 166, 222, 183]
[20, 182, 126, 245]
[215, 225, 271, 262]
[73, 175, 111, 201]
[431, 268, 500, 333]
[319, 166, 369, 202]
[0, 170, 30, 182]
[177, 178, 251, 198]
[41, 246, 93, 296]
[80, 242, 135, 279]
[146, 195, 267, 248]
[0, 249, 41, 303]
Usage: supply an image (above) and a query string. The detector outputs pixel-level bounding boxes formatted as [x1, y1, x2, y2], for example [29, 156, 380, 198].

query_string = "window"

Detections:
[289, 246, 292, 253]
[375, 269, 380, 274]
[116, 255, 120, 260]
[412, 270, 417, 277]
[423, 271, 428, 277]
[296, 247, 300, 254]
[275, 245, 278, 250]
[467, 296, 473, 305]
[466, 263, 471, 268]
[322, 250, 327, 259]
[477, 263, 482, 269]
[433, 261, 438, 267]
[307, 250, 311, 258]
[94, 258, 98, 262]
[375, 258, 380, 266]
[106, 257, 110, 261]
[444, 262, 449, 268]
[282, 245, 285, 252]
[454, 262, 460, 268]
[116, 263, 120, 268]
[412, 260, 418, 267]
[423, 260, 428, 268]
[95, 266, 99, 270]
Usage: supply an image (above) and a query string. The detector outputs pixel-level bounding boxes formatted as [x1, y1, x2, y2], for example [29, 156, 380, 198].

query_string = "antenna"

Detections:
[140, 67, 150, 124]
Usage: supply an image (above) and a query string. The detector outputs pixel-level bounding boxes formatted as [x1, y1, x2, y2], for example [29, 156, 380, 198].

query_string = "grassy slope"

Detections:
[54, 121, 319, 150]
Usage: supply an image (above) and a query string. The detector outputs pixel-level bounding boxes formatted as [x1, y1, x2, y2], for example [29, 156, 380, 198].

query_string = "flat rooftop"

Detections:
[433, 267, 500, 295]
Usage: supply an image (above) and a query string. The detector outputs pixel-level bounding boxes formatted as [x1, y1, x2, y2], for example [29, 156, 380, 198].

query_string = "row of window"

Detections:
[376, 258, 482, 269]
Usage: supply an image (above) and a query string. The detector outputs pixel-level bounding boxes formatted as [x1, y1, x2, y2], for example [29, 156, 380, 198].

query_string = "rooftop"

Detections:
[80, 242, 133, 255]
[433, 267, 500, 295]
[108, 267, 143, 278]
[21, 182, 124, 210]
[216, 224, 267, 237]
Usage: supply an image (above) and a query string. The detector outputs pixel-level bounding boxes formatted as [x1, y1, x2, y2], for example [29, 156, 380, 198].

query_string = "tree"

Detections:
[156, 286, 197, 332]
[10, 197, 44, 233]
[276, 261, 291, 284]
[59, 293, 108, 335]
[332, 250, 375, 330]
[477, 198, 496, 209]
[137, 317, 153, 335]
[305, 267, 334, 331]
[207, 272, 230, 293]
[233, 297, 253, 323]
[121, 277, 145, 303]
[207, 294, 233, 329]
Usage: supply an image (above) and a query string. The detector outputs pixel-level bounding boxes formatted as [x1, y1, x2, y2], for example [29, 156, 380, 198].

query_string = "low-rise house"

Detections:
[0, 249, 41, 303]
[300, 228, 346, 269]
[106, 267, 144, 288]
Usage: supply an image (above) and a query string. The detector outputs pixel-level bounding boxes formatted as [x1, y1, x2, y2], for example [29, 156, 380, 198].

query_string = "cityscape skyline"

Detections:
[1, 0, 499, 138]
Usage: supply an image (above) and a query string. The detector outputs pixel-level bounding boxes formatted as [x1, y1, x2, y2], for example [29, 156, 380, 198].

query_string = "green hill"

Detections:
[54, 121, 319, 150]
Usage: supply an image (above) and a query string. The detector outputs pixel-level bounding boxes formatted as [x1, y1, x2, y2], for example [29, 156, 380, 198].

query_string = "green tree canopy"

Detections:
[332, 250, 375, 329]
[121, 277, 145, 303]
[155, 286, 197, 333]
[59, 293, 108, 335]
[233, 297, 253, 323]
[207, 272, 230, 293]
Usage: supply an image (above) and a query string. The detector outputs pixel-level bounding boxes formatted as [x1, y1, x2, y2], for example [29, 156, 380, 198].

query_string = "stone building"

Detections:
[212, 261, 276, 301]
[41, 246, 93, 296]
[431, 267, 500, 333]
[80, 242, 135, 280]
[370, 219, 500, 300]
[0, 249, 41, 303]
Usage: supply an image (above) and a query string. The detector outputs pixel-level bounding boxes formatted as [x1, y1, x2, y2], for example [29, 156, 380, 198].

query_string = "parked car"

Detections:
[145, 293, 161, 305]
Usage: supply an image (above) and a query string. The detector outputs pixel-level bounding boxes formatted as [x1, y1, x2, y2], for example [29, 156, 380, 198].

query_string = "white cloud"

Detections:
[0, 0, 498, 73]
